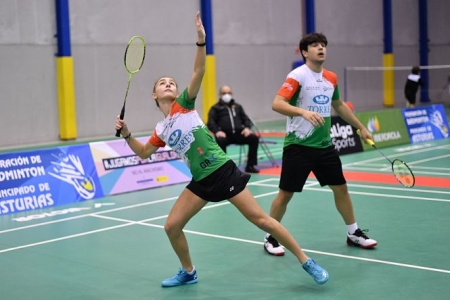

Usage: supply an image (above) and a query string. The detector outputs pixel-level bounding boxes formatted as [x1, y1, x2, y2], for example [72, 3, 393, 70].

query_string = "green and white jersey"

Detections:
[277, 64, 340, 148]
[149, 88, 229, 181]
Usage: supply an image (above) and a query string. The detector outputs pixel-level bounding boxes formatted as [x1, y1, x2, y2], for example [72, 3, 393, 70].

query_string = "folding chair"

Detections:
[249, 119, 279, 168]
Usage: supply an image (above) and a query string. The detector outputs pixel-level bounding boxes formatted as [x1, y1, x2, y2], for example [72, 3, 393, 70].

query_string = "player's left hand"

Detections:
[195, 12, 206, 42]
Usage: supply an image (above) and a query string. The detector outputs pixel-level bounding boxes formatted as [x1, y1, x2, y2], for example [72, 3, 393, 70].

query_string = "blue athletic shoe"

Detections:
[161, 268, 198, 287]
[302, 258, 329, 285]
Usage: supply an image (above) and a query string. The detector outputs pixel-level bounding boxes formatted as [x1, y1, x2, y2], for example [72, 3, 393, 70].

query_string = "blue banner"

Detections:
[0, 145, 104, 216]
[402, 104, 450, 144]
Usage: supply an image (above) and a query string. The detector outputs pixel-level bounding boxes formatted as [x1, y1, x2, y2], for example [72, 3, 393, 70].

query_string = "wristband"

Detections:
[123, 132, 131, 140]
[196, 42, 206, 47]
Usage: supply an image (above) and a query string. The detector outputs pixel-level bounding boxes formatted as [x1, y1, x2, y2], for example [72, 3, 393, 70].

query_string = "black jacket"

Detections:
[404, 73, 422, 97]
[207, 100, 252, 134]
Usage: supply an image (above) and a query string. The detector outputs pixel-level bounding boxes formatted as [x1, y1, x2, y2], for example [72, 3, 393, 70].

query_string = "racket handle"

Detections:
[356, 129, 375, 147]
[115, 108, 125, 137]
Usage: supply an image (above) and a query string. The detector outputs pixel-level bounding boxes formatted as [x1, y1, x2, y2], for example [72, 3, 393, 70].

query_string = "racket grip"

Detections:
[356, 129, 375, 146]
[115, 109, 125, 137]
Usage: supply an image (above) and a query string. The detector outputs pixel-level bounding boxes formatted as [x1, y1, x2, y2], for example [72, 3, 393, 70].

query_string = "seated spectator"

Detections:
[207, 85, 260, 173]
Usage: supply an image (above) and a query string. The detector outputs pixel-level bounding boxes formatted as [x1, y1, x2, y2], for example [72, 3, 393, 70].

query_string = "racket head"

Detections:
[124, 36, 146, 74]
[391, 159, 415, 188]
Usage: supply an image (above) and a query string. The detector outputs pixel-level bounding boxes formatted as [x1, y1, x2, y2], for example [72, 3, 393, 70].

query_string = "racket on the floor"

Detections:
[357, 129, 415, 188]
[115, 36, 146, 137]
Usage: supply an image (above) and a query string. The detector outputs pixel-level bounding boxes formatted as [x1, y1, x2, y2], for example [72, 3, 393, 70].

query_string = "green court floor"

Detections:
[0, 135, 449, 299]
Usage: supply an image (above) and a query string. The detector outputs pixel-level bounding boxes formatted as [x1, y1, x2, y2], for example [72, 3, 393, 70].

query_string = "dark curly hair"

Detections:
[299, 33, 328, 61]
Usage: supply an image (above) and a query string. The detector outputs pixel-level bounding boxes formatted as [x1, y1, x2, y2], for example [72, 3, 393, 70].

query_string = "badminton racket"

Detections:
[115, 36, 146, 137]
[357, 129, 415, 187]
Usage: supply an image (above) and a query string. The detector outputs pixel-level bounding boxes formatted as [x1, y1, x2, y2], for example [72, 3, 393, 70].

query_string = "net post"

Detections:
[344, 67, 348, 100]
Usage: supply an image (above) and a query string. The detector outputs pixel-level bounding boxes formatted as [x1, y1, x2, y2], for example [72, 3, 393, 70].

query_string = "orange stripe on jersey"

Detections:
[172, 101, 193, 115]
[149, 130, 166, 147]
[323, 69, 338, 87]
[277, 77, 300, 100]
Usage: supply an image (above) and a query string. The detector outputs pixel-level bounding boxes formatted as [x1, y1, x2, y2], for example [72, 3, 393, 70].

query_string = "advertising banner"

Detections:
[89, 138, 192, 195]
[402, 104, 450, 144]
[330, 116, 363, 155]
[0, 145, 104, 216]
[355, 109, 410, 150]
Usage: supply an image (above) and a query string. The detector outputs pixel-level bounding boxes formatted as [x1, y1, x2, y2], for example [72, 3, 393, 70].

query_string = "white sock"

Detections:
[187, 266, 195, 275]
[347, 223, 358, 235]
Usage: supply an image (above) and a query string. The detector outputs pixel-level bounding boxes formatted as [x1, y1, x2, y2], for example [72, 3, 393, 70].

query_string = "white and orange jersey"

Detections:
[149, 89, 229, 181]
[277, 64, 340, 148]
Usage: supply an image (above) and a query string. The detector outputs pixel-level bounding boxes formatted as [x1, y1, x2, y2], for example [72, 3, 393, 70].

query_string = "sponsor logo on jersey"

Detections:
[312, 95, 330, 105]
[168, 129, 182, 147]
[282, 82, 294, 91]
[306, 86, 320, 91]
[307, 105, 331, 114]
[199, 155, 217, 169]
[171, 131, 195, 154]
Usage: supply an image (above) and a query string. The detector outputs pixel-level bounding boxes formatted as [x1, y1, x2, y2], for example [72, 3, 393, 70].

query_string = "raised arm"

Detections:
[187, 11, 206, 100]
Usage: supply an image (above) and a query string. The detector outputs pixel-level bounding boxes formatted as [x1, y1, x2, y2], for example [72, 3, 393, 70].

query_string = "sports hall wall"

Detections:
[0, 0, 449, 149]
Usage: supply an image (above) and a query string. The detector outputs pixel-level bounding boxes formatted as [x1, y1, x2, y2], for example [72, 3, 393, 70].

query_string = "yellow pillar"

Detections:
[56, 57, 77, 139]
[383, 54, 395, 107]
[202, 55, 217, 122]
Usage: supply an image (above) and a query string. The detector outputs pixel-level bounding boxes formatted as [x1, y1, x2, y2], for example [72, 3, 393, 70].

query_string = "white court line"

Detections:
[303, 188, 450, 202]
[16, 214, 450, 274]
[408, 166, 450, 171]
[1, 188, 449, 275]
[343, 166, 450, 176]
[345, 183, 450, 195]
[0, 180, 280, 235]
[0, 196, 179, 234]
[343, 144, 450, 167]
[408, 154, 450, 165]
[0, 222, 134, 254]
[251, 182, 450, 201]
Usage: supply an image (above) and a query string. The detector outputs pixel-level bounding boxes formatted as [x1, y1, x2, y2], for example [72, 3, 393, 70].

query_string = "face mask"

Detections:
[221, 93, 232, 103]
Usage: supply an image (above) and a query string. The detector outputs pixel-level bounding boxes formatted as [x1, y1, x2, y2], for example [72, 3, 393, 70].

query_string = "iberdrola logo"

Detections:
[367, 117, 380, 133]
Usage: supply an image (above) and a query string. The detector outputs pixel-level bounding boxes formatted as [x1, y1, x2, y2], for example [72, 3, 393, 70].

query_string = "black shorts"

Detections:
[186, 160, 251, 202]
[279, 144, 346, 192]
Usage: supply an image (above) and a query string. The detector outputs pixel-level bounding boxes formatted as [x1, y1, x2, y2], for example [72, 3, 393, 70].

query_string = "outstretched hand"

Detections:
[195, 11, 206, 42]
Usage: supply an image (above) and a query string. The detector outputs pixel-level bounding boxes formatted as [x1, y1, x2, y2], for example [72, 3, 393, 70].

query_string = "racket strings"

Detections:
[392, 160, 415, 187]
[125, 38, 145, 73]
